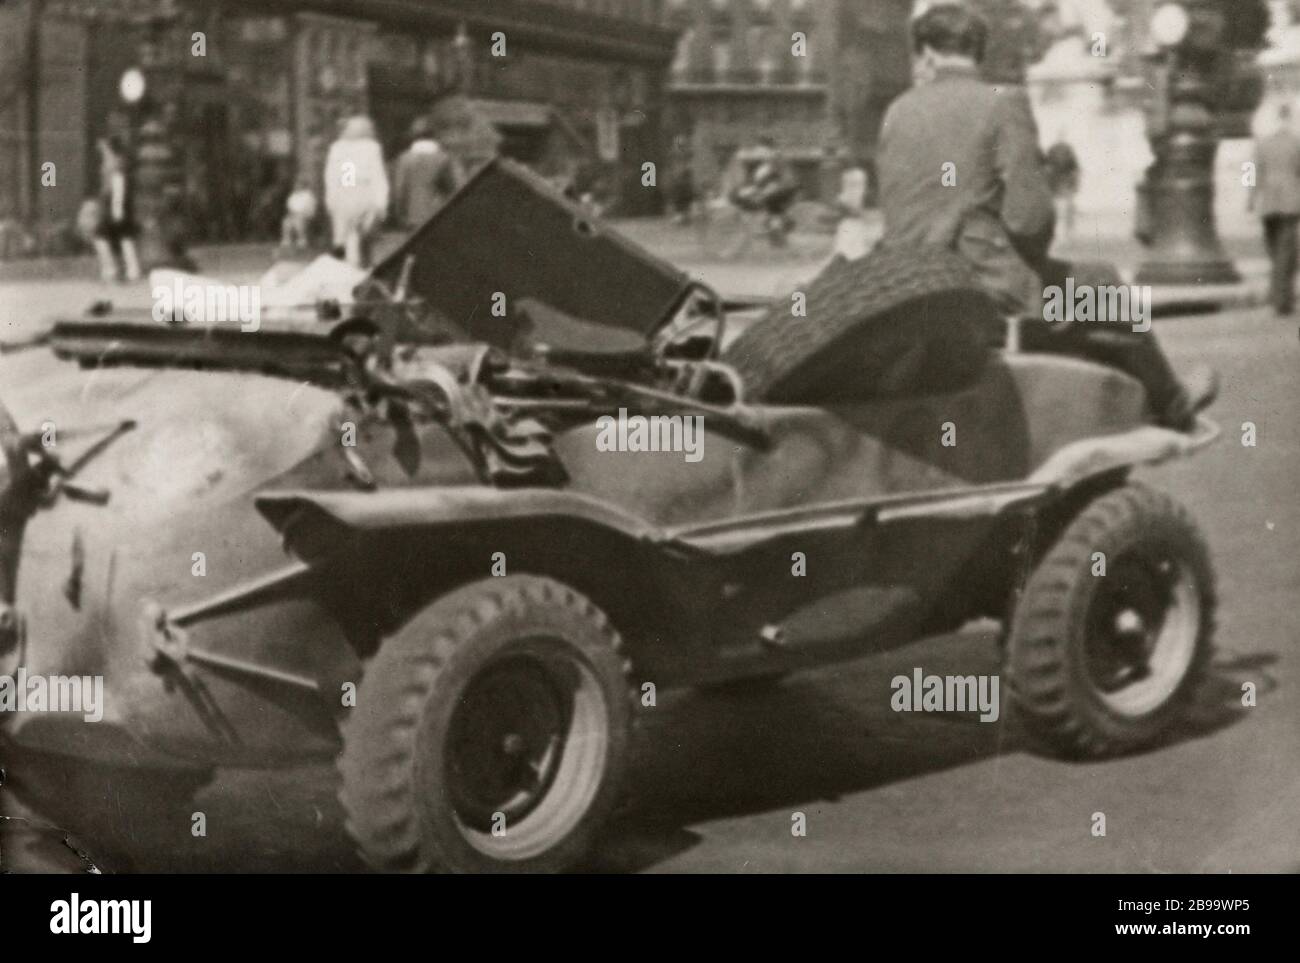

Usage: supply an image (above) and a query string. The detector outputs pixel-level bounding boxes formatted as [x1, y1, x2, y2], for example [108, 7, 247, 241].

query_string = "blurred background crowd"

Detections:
[0, 0, 1292, 275]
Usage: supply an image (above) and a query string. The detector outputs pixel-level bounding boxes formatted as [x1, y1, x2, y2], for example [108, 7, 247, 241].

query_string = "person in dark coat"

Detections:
[392, 115, 465, 231]
[92, 136, 141, 282]
[1044, 137, 1080, 240]
[668, 134, 696, 225]
[875, 3, 1215, 432]
[1252, 103, 1300, 315]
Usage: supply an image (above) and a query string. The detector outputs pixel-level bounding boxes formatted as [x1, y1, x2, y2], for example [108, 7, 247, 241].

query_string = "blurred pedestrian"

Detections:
[392, 115, 464, 231]
[1253, 103, 1300, 316]
[74, 197, 102, 250]
[281, 178, 319, 250]
[721, 145, 766, 259]
[324, 115, 389, 268]
[1044, 136, 1080, 241]
[832, 157, 870, 261]
[668, 134, 696, 226]
[92, 136, 141, 283]
[751, 137, 798, 245]
[723, 139, 798, 256]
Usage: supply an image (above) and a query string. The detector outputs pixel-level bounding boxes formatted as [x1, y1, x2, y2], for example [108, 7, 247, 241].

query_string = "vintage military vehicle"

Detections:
[0, 160, 1217, 873]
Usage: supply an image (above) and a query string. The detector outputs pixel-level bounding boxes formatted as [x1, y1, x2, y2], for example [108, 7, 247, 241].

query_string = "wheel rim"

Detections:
[1082, 552, 1201, 717]
[442, 641, 609, 862]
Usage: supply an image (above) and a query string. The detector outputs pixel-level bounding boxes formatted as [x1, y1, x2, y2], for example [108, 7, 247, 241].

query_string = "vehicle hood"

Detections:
[0, 339, 341, 531]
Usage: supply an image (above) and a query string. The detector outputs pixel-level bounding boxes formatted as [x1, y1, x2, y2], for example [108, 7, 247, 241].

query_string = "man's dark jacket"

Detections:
[877, 64, 1055, 312]
[1255, 127, 1300, 218]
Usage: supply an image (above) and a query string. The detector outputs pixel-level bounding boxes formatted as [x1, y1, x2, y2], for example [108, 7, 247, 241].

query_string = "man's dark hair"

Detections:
[911, 4, 989, 63]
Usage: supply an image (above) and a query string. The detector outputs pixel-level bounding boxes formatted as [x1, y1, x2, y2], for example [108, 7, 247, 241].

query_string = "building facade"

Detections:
[663, 0, 913, 202]
[0, 0, 680, 246]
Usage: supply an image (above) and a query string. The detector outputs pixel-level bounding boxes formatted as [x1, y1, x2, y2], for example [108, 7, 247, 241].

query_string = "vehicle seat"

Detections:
[513, 298, 655, 380]
[554, 352, 1148, 530]
[724, 352, 1150, 514]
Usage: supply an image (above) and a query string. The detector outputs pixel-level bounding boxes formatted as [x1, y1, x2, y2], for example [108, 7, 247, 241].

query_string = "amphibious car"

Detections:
[0, 161, 1217, 872]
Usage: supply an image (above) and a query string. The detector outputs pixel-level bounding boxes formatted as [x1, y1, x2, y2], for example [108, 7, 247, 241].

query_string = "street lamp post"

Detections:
[453, 22, 473, 95]
[24, 0, 46, 227]
[1135, 0, 1239, 285]
[131, 11, 188, 270]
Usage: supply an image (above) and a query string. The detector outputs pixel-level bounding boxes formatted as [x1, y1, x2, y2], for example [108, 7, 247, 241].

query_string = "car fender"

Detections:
[255, 485, 658, 549]
[1028, 416, 1220, 491]
[253, 486, 673, 613]
[254, 486, 707, 678]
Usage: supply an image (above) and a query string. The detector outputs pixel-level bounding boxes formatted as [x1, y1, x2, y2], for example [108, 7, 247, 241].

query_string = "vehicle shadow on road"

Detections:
[593, 630, 1261, 873]
[0, 739, 359, 874]
[0, 636, 1263, 874]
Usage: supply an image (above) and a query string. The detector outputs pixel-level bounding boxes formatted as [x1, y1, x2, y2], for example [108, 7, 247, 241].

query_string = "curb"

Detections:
[1149, 281, 1267, 317]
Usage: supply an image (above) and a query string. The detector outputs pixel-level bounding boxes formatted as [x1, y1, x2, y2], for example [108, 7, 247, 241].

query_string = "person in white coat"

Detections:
[832, 160, 870, 261]
[323, 115, 389, 268]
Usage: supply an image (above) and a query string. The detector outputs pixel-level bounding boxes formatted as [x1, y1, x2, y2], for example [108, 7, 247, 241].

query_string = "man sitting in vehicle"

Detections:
[875, 2, 1215, 432]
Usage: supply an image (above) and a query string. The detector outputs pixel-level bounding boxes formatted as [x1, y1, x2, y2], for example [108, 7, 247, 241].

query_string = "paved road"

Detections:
[1, 246, 1297, 873]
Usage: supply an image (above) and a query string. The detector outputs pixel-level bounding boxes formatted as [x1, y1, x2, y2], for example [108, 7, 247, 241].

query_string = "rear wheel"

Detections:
[338, 576, 632, 873]
[1006, 484, 1215, 757]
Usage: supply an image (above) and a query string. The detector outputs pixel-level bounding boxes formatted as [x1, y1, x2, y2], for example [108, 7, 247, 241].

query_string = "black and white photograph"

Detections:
[0, 0, 1294, 914]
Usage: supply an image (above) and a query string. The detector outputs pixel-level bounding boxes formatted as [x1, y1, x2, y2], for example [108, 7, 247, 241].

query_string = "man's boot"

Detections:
[1159, 365, 1219, 433]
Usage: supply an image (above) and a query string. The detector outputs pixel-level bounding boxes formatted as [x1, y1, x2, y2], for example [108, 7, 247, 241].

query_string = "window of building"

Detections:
[797, 39, 813, 83]
[672, 28, 694, 78]
[711, 38, 732, 80]
[748, 26, 772, 83]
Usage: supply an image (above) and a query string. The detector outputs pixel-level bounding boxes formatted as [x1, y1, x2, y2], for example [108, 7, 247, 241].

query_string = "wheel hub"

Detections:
[1083, 551, 1201, 716]
[447, 657, 569, 833]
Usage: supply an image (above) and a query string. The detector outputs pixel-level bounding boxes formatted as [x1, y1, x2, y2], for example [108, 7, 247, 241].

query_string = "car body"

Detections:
[0, 161, 1220, 872]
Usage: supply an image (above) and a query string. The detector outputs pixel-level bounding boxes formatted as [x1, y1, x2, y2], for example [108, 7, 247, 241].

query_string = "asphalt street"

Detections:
[0, 230, 1296, 873]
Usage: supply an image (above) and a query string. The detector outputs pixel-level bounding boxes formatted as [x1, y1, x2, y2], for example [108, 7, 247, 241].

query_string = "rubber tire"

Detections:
[338, 575, 633, 873]
[1006, 484, 1215, 758]
[721, 245, 998, 403]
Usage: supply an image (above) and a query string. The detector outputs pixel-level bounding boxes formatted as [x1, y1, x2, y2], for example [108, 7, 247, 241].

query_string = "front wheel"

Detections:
[338, 576, 633, 873]
[1006, 484, 1215, 757]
